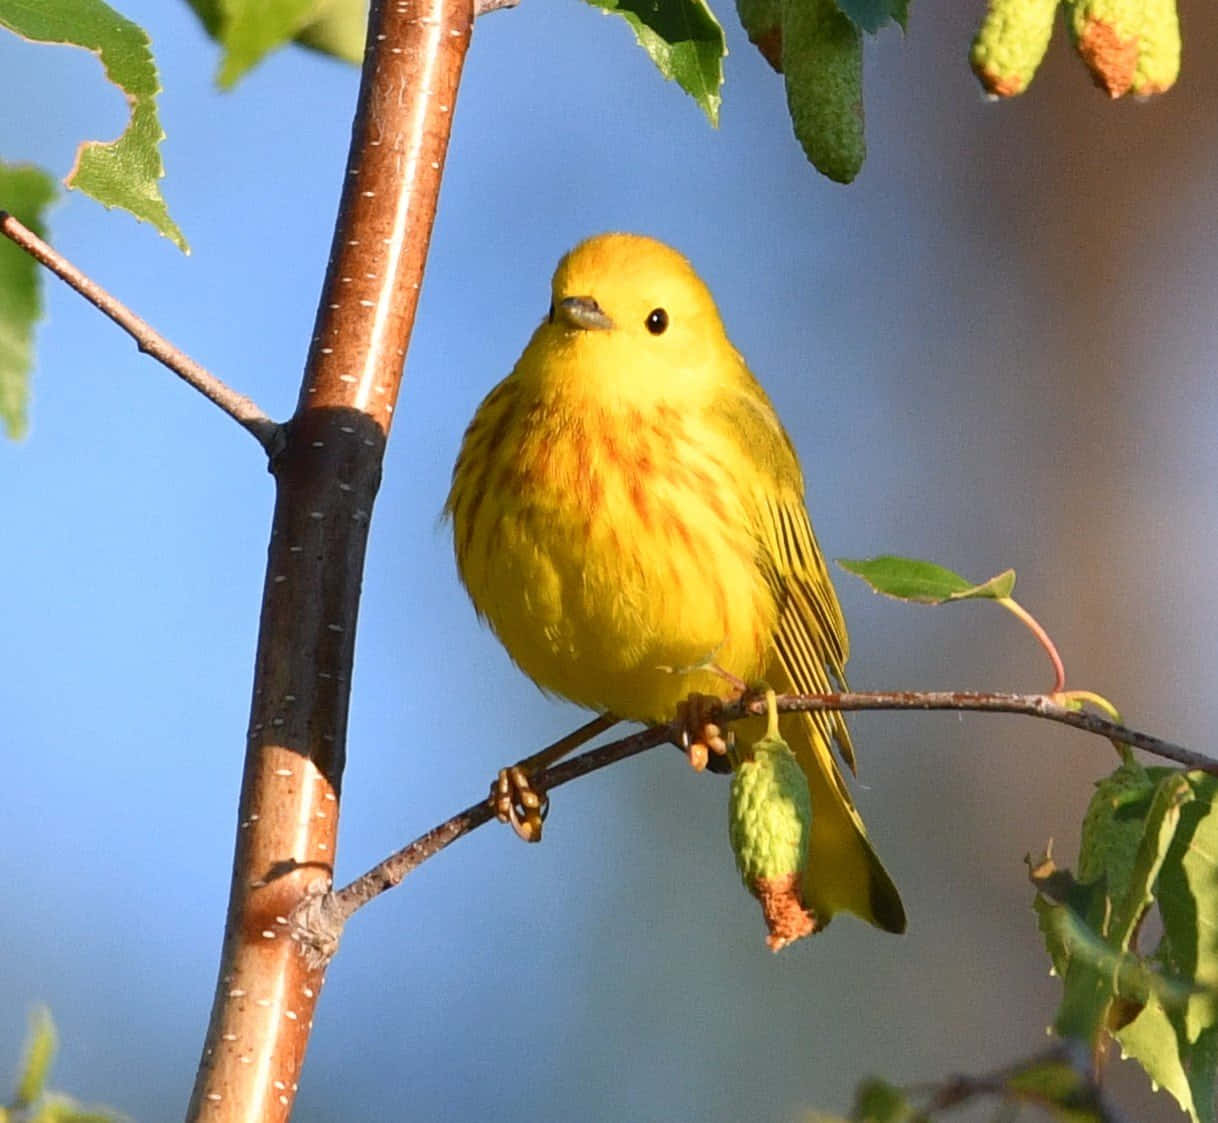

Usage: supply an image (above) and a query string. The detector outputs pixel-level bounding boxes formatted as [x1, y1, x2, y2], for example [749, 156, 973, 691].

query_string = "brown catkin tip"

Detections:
[1070, 0, 1142, 96]
[1076, 20, 1138, 95]
[754, 872, 818, 951]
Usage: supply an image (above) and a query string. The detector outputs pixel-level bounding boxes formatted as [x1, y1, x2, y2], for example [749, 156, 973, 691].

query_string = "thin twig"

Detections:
[291, 688, 1210, 956]
[325, 719, 650, 924]
[922, 1042, 1133, 1123]
[0, 211, 281, 455]
[746, 690, 1211, 772]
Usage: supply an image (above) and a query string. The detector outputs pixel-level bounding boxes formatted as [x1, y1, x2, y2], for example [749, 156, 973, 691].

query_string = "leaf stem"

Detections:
[1056, 689, 1121, 722]
[998, 596, 1066, 693]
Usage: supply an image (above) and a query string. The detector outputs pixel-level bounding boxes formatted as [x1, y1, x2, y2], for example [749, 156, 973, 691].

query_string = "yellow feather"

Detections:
[446, 232, 904, 933]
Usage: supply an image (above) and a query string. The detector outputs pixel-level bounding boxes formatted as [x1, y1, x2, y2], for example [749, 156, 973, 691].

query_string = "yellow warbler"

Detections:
[446, 233, 905, 934]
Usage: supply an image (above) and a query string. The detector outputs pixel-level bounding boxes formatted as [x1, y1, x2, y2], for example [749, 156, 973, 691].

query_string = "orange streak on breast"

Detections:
[601, 427, 622, 469]
[670, 510, 693, 552]
[629, 475, 653, 531]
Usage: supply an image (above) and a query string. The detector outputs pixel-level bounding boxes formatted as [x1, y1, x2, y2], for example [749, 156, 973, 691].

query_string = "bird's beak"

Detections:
[556, 296, 614, 331]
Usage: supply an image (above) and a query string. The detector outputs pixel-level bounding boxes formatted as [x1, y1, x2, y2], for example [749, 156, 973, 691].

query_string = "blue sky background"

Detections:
[3, 2, 1218, 1120]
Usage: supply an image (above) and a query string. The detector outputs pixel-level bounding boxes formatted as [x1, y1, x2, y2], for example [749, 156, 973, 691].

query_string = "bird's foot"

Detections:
[675, 692, 729, 772]
[490, 765, 548, 842]
[487, 713, 619, 843]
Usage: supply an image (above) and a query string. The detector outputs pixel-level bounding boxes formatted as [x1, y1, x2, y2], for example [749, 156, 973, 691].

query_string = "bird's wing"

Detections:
[710, 368, 857, 775]
[707, 366, 906, 932]
[759, 489, 857, 775]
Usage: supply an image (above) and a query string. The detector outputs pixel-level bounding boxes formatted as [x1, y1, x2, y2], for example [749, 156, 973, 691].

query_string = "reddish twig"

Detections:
[0, 211, 281, 454]
[998, 596, 1068, 694]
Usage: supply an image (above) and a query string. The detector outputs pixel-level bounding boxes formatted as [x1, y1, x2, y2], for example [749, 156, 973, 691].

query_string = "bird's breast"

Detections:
[453, 390, 777, 721]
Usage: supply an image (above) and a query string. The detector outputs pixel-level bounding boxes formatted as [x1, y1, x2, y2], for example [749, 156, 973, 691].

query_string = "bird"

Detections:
[445, 232, 905, 934]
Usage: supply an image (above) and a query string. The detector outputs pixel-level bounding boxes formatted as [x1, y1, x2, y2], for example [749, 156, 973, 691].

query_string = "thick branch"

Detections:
[186, 0, 473, 1119]
[0, 211, 280, 454]
[290, 688, 1209, 958]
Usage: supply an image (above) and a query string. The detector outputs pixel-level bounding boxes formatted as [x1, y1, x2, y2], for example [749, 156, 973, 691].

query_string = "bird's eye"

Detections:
[645, 308, 668, 335]
[547, 302, 555, 323]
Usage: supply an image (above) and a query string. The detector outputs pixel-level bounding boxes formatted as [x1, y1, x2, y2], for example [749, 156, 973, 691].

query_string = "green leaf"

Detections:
[849, 1077, 917, 1122]
[834, 0, 908, 34]
[217, 0, 317, 85]
[1156, 772, 1218, 1035]
[838, 555, 1016, 604]
[1108, 771, 1193, 950]
[182, 0, 320, 86]
[583, 0, 726, 125]
[0, 163, 55, 440]
[1031, 861, 1178, 1044]
[294, 0, 367, 64]
[1003, 1054, 1103, 1122]
[1116, 1000, 1211, 1123]
[13, 1005, 57, 1108]
[184, 0, 367, 74]
[1030, 770, 1202, 1049]
[31, 1095, 129, 1123]
[182, 0, 223, 35]
[0, 0, 185, 250]
[1035, 768, 1218, 1121]
[1076, 760, 1156, 893]
[1120, 772, 1218, 1122]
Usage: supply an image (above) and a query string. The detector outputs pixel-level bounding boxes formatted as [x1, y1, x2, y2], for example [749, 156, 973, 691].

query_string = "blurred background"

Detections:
[2, 1, 1216, 1119]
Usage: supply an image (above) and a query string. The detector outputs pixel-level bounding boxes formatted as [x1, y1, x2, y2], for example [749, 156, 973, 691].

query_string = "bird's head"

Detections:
[539, 233, 733, 389]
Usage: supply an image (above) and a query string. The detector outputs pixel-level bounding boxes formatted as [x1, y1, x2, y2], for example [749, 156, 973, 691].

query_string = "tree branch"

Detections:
[0, 211, 281, 455]
[185, 0, 474, 1119]
[742, 690, 1211, 772]
[290, 688, 1211, 959]
[919, 1042, 1133, 1122]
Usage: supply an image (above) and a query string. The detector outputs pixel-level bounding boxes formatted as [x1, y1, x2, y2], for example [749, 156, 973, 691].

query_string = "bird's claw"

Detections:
[490, 765, 549, 842]
[676, 692, 728, 772]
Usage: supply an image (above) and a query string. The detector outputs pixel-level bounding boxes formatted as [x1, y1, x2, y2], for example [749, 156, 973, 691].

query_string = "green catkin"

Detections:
[970, 0, 1060, 98]
[781, 0, 865, 184]
[729, 735, 812, 888]
[736, 0, 784, 72]
[1132, 0, 1181, 95]
[729, 733, 818, 948]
